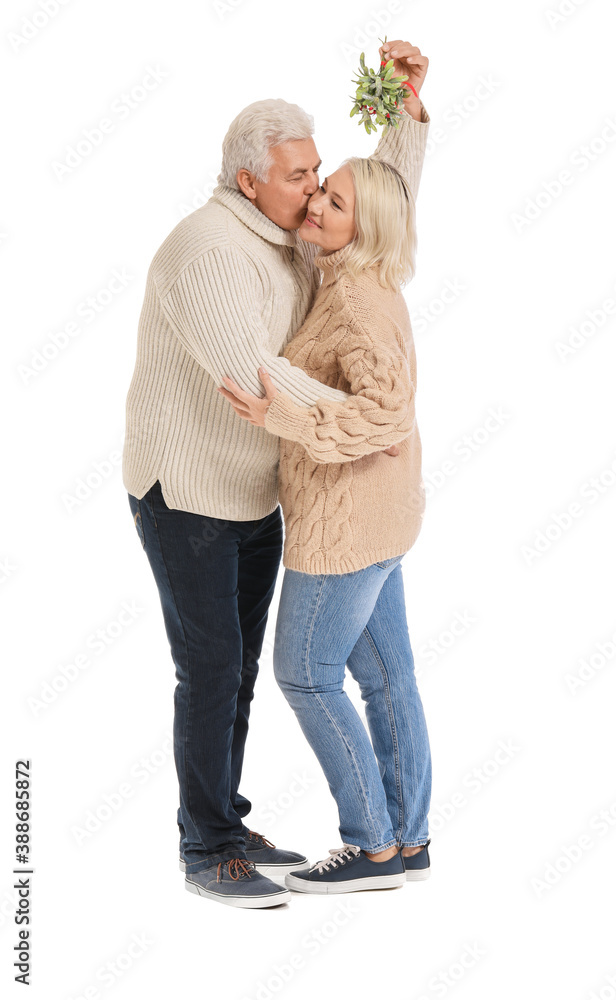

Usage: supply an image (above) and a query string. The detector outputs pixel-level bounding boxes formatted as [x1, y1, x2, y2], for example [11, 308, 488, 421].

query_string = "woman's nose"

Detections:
[307, 190, 323, 213]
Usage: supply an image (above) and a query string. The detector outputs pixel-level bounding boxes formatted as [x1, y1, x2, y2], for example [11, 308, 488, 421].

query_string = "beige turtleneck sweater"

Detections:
[121, 100, 430, 520]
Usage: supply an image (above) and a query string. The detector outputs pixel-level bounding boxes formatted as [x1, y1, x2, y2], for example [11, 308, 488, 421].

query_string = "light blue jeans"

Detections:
[273, 553, 431, 852]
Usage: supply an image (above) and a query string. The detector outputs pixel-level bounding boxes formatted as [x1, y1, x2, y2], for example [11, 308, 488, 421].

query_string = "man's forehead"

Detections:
[271, 138, 321, 172]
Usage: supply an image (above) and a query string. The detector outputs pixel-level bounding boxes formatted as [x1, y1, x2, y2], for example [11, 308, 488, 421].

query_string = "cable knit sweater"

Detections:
[122, 99, 430, 520]
[264, 242, 426, 575]
[261, 102, 431, 574]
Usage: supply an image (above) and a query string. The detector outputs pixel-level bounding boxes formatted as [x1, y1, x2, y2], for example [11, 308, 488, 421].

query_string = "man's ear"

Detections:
[237, 169, 258, 201]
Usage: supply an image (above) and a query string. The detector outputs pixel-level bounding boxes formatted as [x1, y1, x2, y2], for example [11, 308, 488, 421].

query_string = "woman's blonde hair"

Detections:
[337, 157, 417, 292]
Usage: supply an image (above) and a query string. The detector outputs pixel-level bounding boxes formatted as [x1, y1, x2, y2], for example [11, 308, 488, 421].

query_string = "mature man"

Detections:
[122, 40, 430, 909]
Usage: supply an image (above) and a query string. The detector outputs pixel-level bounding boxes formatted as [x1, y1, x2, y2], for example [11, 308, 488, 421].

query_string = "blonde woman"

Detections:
[218, 43, 432, 894]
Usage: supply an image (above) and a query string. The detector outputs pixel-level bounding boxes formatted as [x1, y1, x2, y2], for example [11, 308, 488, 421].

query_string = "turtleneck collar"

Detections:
[314, 245, 352, 284]
[211, 183, 297, 247]
[314, 244, 384, 288]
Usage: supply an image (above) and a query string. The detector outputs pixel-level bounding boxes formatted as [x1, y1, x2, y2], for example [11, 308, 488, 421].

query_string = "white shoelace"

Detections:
[309, 844, 361, 874]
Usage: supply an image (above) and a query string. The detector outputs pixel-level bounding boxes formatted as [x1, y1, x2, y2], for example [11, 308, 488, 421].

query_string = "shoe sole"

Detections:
[285, 872, 406, 894]
[405, 868, 430, 881]
[179, 858, 307, 878]
[185, 878, 291, 908]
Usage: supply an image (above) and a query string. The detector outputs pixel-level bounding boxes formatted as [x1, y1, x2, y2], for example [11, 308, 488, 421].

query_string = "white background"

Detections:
[3, 0, 616, 996]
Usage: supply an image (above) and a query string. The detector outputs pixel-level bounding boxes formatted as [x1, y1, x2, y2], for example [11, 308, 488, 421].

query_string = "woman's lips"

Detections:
[304, 215, 321, 228]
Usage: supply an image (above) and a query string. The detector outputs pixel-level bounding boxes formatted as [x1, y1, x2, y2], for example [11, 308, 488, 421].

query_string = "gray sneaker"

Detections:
[185, 858, 291, 908]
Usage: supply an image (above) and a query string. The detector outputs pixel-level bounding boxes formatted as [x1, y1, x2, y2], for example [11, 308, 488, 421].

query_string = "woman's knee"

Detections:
[272, 643, 297, 692]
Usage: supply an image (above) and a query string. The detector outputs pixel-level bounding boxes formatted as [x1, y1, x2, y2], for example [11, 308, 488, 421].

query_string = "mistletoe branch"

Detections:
[349, 36, 410, 134]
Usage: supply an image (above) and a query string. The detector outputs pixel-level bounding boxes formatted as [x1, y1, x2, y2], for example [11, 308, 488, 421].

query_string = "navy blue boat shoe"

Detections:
[402, 838, 431, 880]
[285, 844, 406, 894]
[179, 829, 308, 878]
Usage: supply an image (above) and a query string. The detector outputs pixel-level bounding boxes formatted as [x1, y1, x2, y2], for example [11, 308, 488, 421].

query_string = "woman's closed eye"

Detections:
[320, 184, 341, 210]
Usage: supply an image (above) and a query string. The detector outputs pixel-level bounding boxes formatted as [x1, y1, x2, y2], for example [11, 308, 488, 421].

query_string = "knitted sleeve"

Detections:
[371, 99, 430, 204]
[159, 247, 350, 406]
[263, 318, 415, 465]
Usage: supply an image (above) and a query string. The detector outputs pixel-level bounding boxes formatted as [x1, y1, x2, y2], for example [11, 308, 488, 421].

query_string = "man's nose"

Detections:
[305, 174, 319, 196]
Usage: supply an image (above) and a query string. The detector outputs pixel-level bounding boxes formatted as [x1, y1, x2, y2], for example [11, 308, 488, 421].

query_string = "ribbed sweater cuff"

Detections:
[401, 98, 430, 125]
[264, 391, 313, 442]
[384, 99, 430, 142]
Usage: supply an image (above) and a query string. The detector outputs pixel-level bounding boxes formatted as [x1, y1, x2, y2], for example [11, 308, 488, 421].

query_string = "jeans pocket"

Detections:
[128, 494, 146, 549]
[374, 554, 403, 570]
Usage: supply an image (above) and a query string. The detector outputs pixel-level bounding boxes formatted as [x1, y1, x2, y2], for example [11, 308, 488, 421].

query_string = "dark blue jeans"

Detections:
[127, 480, 283, 874]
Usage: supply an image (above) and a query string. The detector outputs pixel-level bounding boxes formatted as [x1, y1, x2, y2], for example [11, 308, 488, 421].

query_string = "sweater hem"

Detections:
[122, 471, 280, 523]
[282, 539, 420, 576]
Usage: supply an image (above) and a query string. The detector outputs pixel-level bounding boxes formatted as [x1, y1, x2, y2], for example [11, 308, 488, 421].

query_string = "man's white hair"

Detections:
[218, 99, 315, 190]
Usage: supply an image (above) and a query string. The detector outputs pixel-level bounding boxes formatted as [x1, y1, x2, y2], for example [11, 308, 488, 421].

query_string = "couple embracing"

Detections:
[122, 38, 432, 909]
